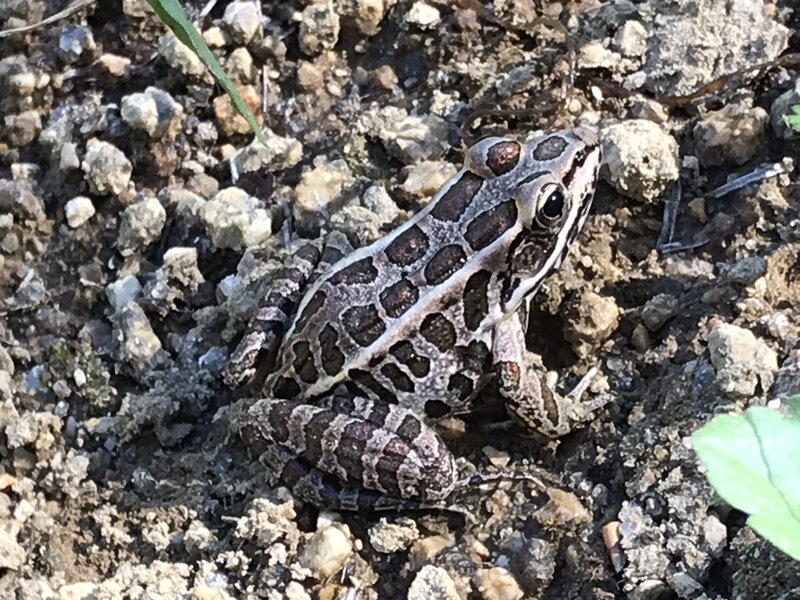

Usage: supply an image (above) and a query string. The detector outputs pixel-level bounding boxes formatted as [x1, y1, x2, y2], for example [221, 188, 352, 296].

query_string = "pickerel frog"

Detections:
[228, 126, 603, 511]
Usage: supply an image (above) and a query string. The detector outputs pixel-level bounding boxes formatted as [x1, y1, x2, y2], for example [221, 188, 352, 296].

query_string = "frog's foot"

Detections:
[236, 397, 462, 511]
[492, 311, 607, 438]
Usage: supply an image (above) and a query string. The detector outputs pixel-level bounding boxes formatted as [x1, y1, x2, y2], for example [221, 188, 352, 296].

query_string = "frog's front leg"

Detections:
[236, 395, 460, 511]
[224, 233, 353, 387]
[492, 311, 602, 438]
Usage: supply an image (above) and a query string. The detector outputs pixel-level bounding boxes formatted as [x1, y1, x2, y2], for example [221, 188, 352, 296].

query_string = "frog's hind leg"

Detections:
[236, 396, 461, 511]
[224, 233, 353, 387]
[492, 310, 606, 438]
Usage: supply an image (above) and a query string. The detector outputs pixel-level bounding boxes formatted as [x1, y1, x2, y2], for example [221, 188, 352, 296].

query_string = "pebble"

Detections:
[223, 1, 261, 45]
[116, 301, 162, 368]
[355, 0, 390, 35]
[474, 567, 524, 600]
[226, 47, 257, 84]
[361, 184, 400, 226]
[408, 565, 461, 600]
[601, 120, 679, 202]
[201, 187, 272, 250]
[5, 110, 41, 147]
[693, 102, 768, 167]
[117, 195, 167, 256]
[122, 0, 151, 17]
[579, 40, 622, 70]
[402, 160, 457, 198]
[0, 344, 14, 374]
[293, 159, 354, 218]
[58, 24, 96, 64]
[211, 84, 262, 136]
[97, 53, 132, 77]
[707, 322, 779, 397]
[771, 351, 800, 403]
[300, 524, 353, 580]
[202, 26, 228, 48]
[564, 291, 620, 358]
[296, 61, 324, 91]
[299, 2, 340, 55]
[64, 196, 95, 228]
[106, 275, 142, 311]
[641, 293, 679, 332]
[373, 65, 398, 91]
[81, 139, 133, 196]
[368, 517, 420, 553]
[614, 20, 648, 58]
[378, 108, 452, 162]
[231, 134, 303, 175]
[121, 87, 183, 138]
[159, 34, 207, 79]
[406, 1, 441, 29]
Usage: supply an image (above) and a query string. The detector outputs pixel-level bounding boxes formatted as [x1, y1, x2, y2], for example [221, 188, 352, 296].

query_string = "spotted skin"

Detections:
[228, 127, 604, 511]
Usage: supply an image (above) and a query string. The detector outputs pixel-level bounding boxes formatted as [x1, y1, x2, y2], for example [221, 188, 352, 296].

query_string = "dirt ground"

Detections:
[1, 0, 800, 598]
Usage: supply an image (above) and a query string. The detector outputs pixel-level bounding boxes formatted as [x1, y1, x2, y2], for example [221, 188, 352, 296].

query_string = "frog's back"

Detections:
[264, 128, 600, 415]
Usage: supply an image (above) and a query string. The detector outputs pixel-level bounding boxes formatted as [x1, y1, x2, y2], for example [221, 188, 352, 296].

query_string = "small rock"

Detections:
[159, 34, 208, 79]
[482, 446, 510, 468]
[514, 537, 556, 591]
[294, 159, 354, 218]
[693, 102, 768, 167]
[231, 134, 303, 174]
[81, 139, 133, 196]
[106, 275, 142, 311]
[0, 344, 14, 374]
[296, 61, 324, 90]
[406, 1, 441, 29]
[97, 53, 131, 77]
[118, 195, 167, 256]
[564, 291, 620, 358]
[368, 517, 420, 553]
[202, 25, 228, 48]
[703, 514, 727, 556]
[58, 24, 96, 64]
[361, 184, 400, 225]
[121, 87, 183, 138]
[631, 323, 651, 352]
[579, 40, 622, 70]
[115, 301, 162, 368]
[535, 488, 590, 526]
[5, 110, 41, 146]
[0, 179, 45, 221]
[721, 256, 767, 285]
[212, 84, 262, 136]
[356, 0, 392, 35]
[474, 567, 524, 600]
[378, 108, 452, 162]
[707, 322, 778, 397]
[601, 120, 679, 202]
[223, 1, 261, 44]
[122, 0, 151, 17]
[299, 2, 340, 55]
[300, 524, 353, 580]
[64, 196, 95, 228]
[227, 47, 257, 84]
[614, 20, 648, 58]
[408, 565, 461, 600]
[201, 187, 271, 250]
[373, 65, 398, 90]
[641, 293, 679, 332]
[402, 160, 457, 198]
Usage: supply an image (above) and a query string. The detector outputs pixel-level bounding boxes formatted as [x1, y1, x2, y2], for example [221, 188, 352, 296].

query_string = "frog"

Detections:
[226, 126, 604, 511]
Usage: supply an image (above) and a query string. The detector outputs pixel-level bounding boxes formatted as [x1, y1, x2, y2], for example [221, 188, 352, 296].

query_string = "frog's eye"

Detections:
[466, 137, 521, 178]
[537, 184, 568, 226]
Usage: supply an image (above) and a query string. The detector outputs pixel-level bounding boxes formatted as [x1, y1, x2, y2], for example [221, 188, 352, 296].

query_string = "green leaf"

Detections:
[783, 104, 800, 133]
[692, 396, 800, 560]
[145, 0, 267, 144]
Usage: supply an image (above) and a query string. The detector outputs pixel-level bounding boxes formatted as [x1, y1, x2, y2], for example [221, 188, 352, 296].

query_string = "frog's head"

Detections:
[465, 126, 601, 316]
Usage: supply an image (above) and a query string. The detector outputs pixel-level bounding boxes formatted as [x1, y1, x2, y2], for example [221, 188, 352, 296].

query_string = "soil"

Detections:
[1, 0, 799, 599]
